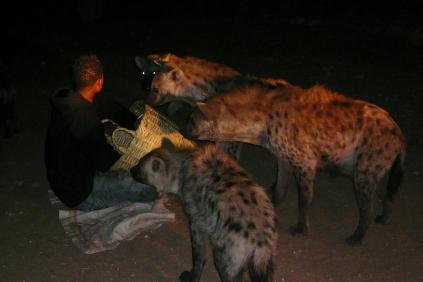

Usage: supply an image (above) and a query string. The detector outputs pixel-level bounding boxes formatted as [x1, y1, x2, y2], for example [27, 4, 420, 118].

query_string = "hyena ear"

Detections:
[134, 56, 147, 69]
[149, 53, 171, 65]
[161, 137, 176, 151]
[155, 61, 173, 73]
[161, 53, 172, 62]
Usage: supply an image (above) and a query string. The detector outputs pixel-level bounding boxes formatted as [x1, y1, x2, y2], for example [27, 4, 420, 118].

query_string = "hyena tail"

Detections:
[386, 147, 406, 201]
[377, 145, 406, 224]
[248, 249, 274, 282]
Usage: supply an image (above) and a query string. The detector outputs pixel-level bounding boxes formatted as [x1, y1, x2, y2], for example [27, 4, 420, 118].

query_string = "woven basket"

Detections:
[107, 104, 195, 171]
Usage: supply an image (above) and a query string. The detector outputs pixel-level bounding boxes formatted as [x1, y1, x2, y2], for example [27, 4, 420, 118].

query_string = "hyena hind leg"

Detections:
[347, 179, 377, 245]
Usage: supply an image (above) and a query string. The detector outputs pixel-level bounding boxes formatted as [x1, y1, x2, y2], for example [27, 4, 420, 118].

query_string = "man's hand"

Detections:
[102, 119, 119, 136]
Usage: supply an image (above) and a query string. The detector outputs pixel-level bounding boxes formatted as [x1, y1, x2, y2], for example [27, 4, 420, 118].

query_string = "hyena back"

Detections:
[188, 84, 406, 245]
[131, 138, 277, 281]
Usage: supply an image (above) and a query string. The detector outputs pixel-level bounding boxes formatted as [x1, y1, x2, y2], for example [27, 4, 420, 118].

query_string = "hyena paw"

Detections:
[289, 225, 308, 236]
[179, 270, 193, 282]
[375, 214, 391, 224]
[345, 234, 363, 246]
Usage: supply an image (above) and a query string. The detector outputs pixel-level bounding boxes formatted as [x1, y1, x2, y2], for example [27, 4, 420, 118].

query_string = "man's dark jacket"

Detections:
[45, 88, 120, 208]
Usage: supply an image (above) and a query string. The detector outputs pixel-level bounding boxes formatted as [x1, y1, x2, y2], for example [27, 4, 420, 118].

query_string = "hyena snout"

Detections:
[140, 78, 153, 92]
[145, 88, 161, 106]
[184, 116, 197, 138]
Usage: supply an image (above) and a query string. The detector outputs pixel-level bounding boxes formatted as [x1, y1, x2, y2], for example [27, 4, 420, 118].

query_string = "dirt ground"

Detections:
[1, 6, 423, 282]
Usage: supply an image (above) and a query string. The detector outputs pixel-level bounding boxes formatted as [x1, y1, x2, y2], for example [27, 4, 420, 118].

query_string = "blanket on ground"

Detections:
[49, 190, 175, 254]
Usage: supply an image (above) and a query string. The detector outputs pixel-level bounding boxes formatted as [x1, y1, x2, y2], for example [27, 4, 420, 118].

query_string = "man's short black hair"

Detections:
[71, 55, 103, 90]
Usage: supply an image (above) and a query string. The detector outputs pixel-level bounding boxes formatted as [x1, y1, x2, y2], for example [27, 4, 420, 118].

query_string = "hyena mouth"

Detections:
[145, 90, 161, 106]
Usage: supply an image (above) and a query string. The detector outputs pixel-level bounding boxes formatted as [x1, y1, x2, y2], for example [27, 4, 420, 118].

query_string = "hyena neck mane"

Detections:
[176, 58, 241, 100]
[160, 148, 193, 195]
[180, 144, 238, 191]
[211, 75, 288, 97]
[157, 53, 288, 99]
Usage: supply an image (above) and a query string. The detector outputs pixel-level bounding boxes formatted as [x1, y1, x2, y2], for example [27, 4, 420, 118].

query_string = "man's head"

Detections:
[71, 55, 104, 100]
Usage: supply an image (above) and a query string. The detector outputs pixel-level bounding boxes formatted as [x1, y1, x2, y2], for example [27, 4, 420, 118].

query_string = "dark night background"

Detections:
[1, 1, 422, 281]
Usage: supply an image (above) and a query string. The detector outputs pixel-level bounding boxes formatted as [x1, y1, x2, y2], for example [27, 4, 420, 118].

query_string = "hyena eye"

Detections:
[152, 71, 156, 75]
[142, 71, 145, 76]
[152, 159, 161, 172]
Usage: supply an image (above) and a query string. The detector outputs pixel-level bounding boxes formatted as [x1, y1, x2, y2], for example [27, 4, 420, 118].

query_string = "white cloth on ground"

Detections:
[49, 189, 175, 254]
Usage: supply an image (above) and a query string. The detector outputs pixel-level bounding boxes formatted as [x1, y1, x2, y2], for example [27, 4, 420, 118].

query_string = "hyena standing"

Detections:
[134, 53, 289, 201]
[131, 138, 277, 281]
[187, 83, 406, 245]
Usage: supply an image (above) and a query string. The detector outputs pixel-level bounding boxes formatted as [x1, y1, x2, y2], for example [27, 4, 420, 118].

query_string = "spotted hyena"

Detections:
[187, 83, 406, 245]
[134, 53, 289, 200]
[131, 138, 277, 281]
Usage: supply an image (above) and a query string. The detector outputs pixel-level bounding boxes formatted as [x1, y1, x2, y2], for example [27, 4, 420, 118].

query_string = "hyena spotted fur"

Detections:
[187, 83, 406, 245]
[131, 138, 277, 282]
[134, 53, 289, 201]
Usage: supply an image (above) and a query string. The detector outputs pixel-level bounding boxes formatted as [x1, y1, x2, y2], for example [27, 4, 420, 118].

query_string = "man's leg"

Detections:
[77, 170, 158, 211]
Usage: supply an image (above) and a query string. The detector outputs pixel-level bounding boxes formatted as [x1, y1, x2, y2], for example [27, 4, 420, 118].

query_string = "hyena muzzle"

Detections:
[131, 138, 278, 281]
[187, 84, 406, 245]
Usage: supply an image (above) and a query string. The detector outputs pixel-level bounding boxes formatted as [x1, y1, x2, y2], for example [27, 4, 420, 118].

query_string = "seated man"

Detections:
[45, 55, 158, 211]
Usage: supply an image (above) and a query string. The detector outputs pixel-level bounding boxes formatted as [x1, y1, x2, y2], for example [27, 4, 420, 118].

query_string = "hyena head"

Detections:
[187, 87, 271, 145]
[131, 138, 188, 194]
[134, 56, 162, 92]
[145, 53, 240, 107]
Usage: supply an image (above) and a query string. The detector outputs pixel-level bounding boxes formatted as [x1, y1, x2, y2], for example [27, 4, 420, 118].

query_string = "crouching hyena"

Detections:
[187, 83, 406, 245]
[131, 138, 277, 281]
[134, 53, 289, 201]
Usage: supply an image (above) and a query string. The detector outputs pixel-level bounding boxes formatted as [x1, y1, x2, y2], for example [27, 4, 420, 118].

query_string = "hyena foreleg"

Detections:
[290, 167, 316, 236]
[180, 222, 207, 282]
